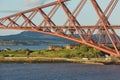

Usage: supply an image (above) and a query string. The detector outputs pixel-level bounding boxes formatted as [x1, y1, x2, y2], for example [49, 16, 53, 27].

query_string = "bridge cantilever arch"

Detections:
[0, 0, 120, 56]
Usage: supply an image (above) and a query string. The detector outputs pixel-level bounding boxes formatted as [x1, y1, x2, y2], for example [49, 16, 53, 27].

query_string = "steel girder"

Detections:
[0, 0, 120, 56]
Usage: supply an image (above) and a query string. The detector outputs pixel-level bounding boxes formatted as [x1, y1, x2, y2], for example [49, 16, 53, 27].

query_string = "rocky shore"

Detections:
[0, 57, 120, 65]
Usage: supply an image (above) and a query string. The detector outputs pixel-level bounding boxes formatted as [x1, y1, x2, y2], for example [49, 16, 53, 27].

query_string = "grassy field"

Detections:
[0, 44, 102, 58]
[0, 44, 120, 64]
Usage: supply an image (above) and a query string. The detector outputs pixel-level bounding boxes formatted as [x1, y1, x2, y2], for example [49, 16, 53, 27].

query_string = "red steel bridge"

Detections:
[0, 0, 120, 56]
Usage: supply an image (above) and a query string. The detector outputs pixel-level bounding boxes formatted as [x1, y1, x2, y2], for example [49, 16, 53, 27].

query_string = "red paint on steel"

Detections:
[0, 0, 120, 56]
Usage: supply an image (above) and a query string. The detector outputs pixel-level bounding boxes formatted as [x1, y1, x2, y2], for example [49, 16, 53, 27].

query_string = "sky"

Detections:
[0, 0, 120, 36]
[0, 0, 50, 36]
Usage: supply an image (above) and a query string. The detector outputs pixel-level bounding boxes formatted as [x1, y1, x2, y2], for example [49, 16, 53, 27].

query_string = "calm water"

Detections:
[0, 46, 48, 50]
[0, 44, 67, 50]
[0, 63, 120, 80]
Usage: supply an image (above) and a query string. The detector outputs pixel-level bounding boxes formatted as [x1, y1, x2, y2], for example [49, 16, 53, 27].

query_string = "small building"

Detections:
[65, 44, 78, 49]
[82, 58, 89, 60]
[2, 48, 11, 52]
[48, 45, 64, 51]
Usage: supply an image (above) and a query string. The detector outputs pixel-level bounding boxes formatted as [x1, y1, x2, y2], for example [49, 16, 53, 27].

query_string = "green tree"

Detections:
[79, 45, 89, 53]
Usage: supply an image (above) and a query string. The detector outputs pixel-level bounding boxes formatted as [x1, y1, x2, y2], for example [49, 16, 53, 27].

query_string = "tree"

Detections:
[24, 49, 32, 57]
[79, 45, 89, 53]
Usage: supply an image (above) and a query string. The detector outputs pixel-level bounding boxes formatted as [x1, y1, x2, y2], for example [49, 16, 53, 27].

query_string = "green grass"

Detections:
[0, 44, 102, 58]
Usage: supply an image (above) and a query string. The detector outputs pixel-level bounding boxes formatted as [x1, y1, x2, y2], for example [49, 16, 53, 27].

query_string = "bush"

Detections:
[3, 54, 15, 57]
[64, 53, 76, 58]
[88, 48, 101, 58]
[79, 45, 89, 52]
[9, 54, 15, 57]
[3, 54, 9, 57]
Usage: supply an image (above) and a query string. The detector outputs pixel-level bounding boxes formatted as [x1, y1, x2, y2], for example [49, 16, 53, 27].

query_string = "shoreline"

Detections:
[0, 57, 120, 65]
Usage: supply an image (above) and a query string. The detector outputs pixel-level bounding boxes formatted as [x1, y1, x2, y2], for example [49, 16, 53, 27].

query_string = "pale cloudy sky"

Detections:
[0, 0, 52, 36]
[0, 0, 120, 36]
[23, 0, 46, 5]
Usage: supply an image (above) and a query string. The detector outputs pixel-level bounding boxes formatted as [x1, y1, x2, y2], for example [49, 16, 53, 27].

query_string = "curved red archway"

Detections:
[0, 0, 120, 56]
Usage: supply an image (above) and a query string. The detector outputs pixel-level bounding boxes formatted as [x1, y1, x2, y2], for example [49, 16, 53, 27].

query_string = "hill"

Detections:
[0, 31, 76, 46]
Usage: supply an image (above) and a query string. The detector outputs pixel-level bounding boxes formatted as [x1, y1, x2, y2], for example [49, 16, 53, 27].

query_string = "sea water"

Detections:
[0, 63, 120, 80]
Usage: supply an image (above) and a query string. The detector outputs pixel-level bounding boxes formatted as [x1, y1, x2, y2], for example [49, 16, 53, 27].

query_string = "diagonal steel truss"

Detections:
[0, 0, 120, 56]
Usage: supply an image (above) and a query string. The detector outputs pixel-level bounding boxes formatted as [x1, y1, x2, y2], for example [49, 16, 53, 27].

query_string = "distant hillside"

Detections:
[0, 31, 76, 46]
